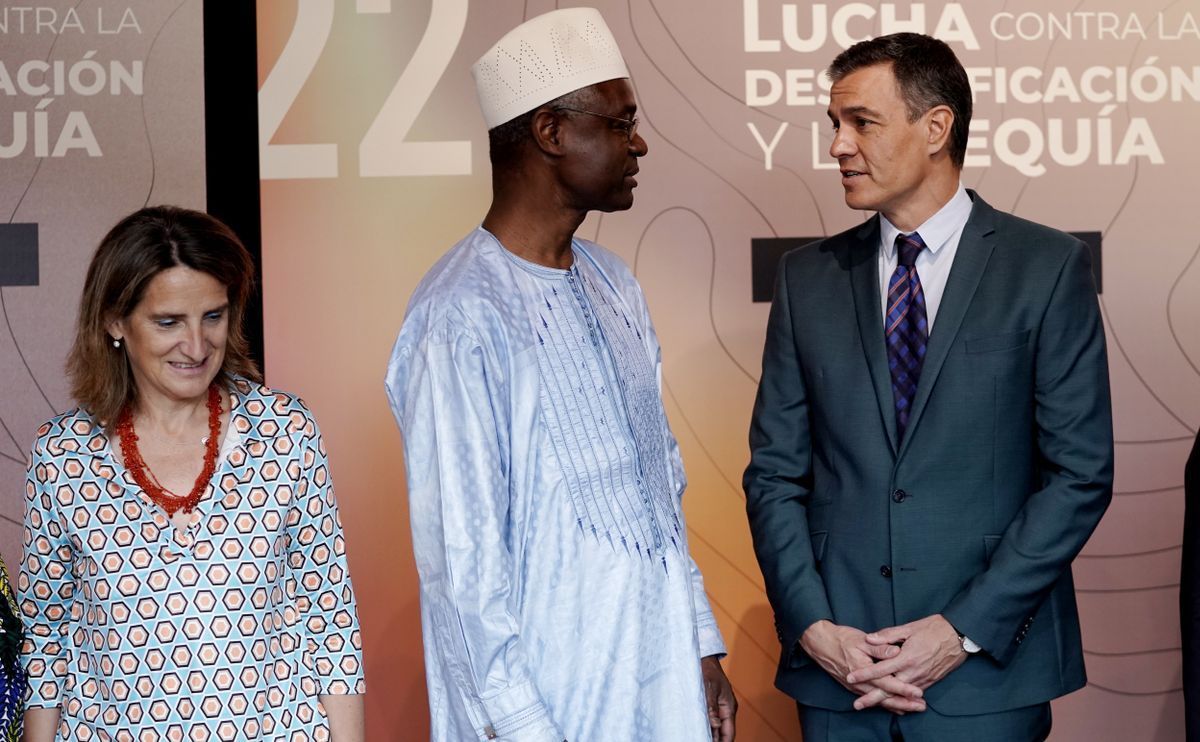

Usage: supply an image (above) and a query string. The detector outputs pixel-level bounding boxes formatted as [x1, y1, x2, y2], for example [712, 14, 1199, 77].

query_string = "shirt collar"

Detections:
[880, 184, 972, 258]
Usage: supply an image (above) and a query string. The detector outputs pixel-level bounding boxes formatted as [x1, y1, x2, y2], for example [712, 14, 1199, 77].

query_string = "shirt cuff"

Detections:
[481, 681, 564, 742]
[697, 616, 727, 659]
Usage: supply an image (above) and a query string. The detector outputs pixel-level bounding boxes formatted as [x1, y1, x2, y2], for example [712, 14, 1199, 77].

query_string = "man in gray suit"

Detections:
[744, 33, 1113, 740]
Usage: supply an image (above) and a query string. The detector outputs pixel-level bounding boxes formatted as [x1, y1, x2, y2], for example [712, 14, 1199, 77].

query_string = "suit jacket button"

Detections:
[892, 489, 907, 503]
[880, 565, 892, 578]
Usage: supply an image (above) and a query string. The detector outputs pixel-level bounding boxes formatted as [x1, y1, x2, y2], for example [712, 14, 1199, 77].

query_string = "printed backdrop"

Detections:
[0, 1, 1194, 740]
[256, 2, 1198, 738]
[256, 0, 1198, 739]
[0, 0, 206, 588]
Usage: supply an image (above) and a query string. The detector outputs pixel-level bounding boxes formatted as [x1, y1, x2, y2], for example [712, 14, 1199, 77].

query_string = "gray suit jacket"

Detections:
[744, 191, 1114, 715]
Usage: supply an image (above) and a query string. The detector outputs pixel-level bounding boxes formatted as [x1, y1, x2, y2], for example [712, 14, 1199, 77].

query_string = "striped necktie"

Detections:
[886, 232, 928, 440]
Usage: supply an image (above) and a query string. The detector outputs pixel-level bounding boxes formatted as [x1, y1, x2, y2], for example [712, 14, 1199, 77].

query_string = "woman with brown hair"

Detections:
[19, 206, 365, 740]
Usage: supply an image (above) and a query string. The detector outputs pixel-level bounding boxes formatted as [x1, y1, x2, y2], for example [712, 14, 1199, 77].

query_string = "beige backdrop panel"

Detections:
[257, 1, 1197, 739]
[0, 0, 207, 572]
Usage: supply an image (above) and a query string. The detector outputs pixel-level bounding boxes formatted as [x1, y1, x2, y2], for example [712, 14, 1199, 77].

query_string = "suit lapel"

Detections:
[897, 192, 999, 460]
[848, 217, 899, 456]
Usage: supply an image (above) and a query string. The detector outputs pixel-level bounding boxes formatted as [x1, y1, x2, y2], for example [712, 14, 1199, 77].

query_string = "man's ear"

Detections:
[926, 105, 954, 157]
[531, 107, 566, 156]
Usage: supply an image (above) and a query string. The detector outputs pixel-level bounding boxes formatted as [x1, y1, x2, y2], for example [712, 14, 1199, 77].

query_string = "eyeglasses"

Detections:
[554, 106, 640, 143]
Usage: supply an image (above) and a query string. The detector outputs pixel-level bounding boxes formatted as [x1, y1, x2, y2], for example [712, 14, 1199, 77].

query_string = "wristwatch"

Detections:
[957, 631, 981, 654]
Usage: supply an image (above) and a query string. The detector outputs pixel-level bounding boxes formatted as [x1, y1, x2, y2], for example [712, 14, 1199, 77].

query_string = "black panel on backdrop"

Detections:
[203, 3, 264, 373]
[751, 232, 1104, 303]
[0, 224, 38, 286]
[751, 237, 822, 303]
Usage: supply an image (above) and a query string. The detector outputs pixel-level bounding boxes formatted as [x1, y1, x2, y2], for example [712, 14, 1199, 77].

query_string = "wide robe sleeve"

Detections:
[667, 431, 727, 660]
[641, 293, 727, 660]
[386, 320, 565, 742]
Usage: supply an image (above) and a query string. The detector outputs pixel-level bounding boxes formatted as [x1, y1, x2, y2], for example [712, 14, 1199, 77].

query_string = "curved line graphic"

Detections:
[139, 0, 193, 207]
[1091, 0, 1197, 436]
[623, 9, 780, 239]
[1166, 241, 1200, 379]
[1, 0, 90, 418]
[644, 0, 788, 125]
[1065, 2, 1191, 690]
[1008, 0, 1087, 214]
[1114, 485, 1182, 496]
[1074, 0, 1197, 699]
[1085, 647, 1179, 657]
[633, 206, 759, 383]
[687, 527, 764, 596]
[1075, 583, 1177, 594]
[1115, 437, 1193, 446]
[663, 382, 744, 500]
[0, 451, 24, 467]
[965, 0, 1012, 195]
[1087, 683, 1181, 697]
[0, 289, 55, 414]
[0, 412, 27, 464]
[638, 0, 828, 235]
[1099, 302, 1195, 434]
[1078, 544, 1180, 559]
[5, 0, 88, 224]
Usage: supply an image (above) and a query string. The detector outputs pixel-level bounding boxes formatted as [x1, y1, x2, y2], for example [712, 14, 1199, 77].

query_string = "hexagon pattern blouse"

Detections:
[19, 378, 364, 741]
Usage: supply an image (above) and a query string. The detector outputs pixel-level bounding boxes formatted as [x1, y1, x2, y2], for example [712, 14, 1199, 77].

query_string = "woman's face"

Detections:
[108, 266, 229, 410]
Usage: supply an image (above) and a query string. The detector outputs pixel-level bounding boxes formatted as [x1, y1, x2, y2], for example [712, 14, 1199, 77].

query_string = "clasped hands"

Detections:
[799, 614, 968, 715]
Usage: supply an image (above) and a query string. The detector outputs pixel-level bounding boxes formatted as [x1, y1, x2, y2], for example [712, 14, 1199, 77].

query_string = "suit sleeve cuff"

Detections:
[942, 604, 1019, 665]
[782, 613, 834, 669]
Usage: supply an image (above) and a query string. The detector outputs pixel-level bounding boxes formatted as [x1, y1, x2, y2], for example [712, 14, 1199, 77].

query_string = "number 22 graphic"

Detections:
[259, 0, 472, 179]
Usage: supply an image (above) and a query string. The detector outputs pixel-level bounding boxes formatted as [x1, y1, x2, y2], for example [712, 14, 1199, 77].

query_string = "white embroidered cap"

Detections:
[472, 7, 629, 129]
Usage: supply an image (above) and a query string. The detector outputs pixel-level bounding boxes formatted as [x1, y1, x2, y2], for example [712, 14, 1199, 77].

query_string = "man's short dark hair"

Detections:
[487, 87, 593, 167]
[828, 33, 972, 168]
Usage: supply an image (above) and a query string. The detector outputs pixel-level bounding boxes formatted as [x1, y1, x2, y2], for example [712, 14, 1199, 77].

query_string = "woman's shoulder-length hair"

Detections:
[66, 205, 262, 426]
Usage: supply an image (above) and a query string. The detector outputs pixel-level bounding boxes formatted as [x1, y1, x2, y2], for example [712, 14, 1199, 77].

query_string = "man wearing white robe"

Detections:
[385, 8, 737, 742]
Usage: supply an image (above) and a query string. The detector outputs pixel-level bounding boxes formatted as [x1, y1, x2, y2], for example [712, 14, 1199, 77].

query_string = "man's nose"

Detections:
[630, 130, 648, 157]
[829, 127, 854, 159]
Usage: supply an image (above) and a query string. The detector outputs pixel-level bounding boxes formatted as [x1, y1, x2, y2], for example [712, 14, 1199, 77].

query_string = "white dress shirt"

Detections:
[878, 185, 973, 332]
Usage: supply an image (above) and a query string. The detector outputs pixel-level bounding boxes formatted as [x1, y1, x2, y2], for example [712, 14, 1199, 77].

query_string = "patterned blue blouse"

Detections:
[20, 378, 364, 740]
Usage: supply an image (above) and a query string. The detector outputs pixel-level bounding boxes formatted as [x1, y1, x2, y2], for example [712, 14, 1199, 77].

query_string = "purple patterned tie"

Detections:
[886, 232, 928, 440]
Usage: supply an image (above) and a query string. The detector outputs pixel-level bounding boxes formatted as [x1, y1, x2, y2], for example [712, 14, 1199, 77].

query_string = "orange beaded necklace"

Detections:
[116, 384, 222, 516]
